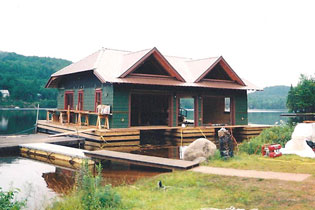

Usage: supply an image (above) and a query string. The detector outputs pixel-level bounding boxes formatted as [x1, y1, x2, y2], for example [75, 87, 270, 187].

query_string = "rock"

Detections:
[193, 156, 207, 163]
[183, 138, 217, 161]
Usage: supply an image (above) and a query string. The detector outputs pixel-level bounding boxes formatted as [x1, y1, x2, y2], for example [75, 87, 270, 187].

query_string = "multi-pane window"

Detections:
[95, 89, 102, 111]
[64, 91, 74, 110]
[78, 90, 84, 110]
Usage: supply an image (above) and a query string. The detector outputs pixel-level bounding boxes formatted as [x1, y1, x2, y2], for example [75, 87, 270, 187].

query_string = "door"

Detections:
[64, 91, 74, 110]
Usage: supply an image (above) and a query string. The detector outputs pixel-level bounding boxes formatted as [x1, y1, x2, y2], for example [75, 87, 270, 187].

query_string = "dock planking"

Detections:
[84, 150, 199, 171]
[0, 133, 83, 155]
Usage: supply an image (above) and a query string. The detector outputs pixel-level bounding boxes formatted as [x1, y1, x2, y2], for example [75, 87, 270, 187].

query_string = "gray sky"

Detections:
[1, 0, 314, 88]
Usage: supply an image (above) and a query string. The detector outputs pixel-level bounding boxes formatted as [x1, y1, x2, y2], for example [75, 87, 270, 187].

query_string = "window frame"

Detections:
[78, 90, 84, 111]
[94, 89, 102, 112]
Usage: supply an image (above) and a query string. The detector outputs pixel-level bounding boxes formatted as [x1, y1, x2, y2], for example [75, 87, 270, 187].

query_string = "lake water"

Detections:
[0, 156, 161, 209]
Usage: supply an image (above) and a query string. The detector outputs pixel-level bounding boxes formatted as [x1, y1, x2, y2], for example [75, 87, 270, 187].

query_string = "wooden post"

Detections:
[75, 105, 78, 124]
[105, 115, 109, 129]
[35, 104, 39, 133]
[67, 105, 70, 124]
[59, 112, 64, 125]
[85, 115, 89, 126]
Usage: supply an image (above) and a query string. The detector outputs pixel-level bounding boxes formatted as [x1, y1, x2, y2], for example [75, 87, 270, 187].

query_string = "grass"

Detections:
[206, 152, 315, 175]
[115, 152, 315, 210]
[48, 154, 315, 210]
[116, 170, 315, 210]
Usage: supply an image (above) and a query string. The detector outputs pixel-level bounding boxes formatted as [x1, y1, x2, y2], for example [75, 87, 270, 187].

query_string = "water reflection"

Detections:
[0, 109, 46, 135]
[132, 146, 181, 159]
[42, 167, 76, 194]
[0, 116, 8, 131]
[0, 156, 163, 209]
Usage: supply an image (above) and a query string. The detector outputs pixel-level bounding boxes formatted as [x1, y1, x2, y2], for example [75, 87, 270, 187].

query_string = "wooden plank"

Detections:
[95, 130, 140, 136]
[166, 128, 215, 134]
[49, 128, 97, 137]
[242, 126, 270, 131]
[85, 150, 199, 170]
[237, 131, 263, 135]
[85, 140, 140, 147]
[80, 133, 139, 141]
[164, 132, 215, 137]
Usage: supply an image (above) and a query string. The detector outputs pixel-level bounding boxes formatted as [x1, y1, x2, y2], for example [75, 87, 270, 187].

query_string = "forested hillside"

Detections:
[248, 85, 290, 109]
[0, 51, 72, 108]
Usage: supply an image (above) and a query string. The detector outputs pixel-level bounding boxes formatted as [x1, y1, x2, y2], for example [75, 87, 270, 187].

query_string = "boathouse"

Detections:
[45, 47, 258, 129]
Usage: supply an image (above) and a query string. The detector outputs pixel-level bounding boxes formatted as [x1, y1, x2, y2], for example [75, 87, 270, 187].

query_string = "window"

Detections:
[64, 91, 74, 110]
[78, 90, 84, 110]
[95, 89, 102, 111]
[224, 97, 230, 112]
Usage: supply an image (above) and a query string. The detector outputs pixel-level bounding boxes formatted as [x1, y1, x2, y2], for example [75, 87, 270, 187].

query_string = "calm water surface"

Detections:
[0, 109, 46, 135]
[0, 156, 161, 209]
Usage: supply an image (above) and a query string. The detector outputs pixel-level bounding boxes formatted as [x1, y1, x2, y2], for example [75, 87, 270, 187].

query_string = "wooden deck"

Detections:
[37, 120, 271, 150]
[0, 133, 83, 155]
[84, 150, 199, 171]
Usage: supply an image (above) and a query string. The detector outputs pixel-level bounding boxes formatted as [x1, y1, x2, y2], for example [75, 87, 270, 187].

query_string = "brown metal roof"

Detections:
[46, 47, 261, 90]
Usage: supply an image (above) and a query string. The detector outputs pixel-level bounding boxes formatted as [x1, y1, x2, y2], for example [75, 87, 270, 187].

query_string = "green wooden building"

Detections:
[46, 47, 259, 129]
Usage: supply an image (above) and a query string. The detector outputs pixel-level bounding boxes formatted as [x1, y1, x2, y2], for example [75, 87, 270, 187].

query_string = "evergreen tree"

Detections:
[286, 74, 315, 113]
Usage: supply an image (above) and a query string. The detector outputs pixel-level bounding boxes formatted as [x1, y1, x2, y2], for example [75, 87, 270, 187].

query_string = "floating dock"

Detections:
[0, 133, 83, 156]
[20, 143, 94, 169]
[85, 150, 199, 171]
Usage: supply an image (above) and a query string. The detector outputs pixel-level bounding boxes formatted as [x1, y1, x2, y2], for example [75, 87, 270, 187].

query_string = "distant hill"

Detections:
[0, 51, 72, 108]
[248, 85, 290, 109]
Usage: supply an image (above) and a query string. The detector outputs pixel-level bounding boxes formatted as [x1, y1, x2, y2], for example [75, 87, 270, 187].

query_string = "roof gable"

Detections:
[46, 47, 259, 90]
[194, 56, 245, 86]
[119, 48, 185, 81]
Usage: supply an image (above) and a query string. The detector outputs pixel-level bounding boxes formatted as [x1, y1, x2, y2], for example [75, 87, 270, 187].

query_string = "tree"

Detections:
[287, 74, 315, 113]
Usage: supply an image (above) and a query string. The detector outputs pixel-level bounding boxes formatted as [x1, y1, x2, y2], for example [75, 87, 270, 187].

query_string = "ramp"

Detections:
[85, 150, 199, 171]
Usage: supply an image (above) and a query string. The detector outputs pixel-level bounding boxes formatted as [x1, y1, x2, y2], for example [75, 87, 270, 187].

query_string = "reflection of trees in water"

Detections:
[248, 111, 289, 125]
[0, 156, 18, 164]
[0, 110, 46, 134]
[0, 116, 8, 130]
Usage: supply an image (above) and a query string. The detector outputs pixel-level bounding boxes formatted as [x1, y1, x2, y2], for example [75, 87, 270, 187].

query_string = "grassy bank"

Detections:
[206, 152, 315, 175]
[48, 153, 315, 210]
[116, 169, 315, 210]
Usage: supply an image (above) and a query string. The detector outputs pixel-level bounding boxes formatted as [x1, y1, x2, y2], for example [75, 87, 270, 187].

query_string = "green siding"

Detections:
[112, 86, 130, 128]
[198, 97, 202, 126]
[173, 97, 177, 127]
[234, 90, 248, 125]
[55, 72, 115, 127]
[55, 75, 248, 128]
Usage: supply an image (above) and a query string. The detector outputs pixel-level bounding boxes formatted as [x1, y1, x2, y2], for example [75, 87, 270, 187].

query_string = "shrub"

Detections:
[50, 161, 121, 210]
[239, 125, 294, 155]
[0, 187, 26, 210]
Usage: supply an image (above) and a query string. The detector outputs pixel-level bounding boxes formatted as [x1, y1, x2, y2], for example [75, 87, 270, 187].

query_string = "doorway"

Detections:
[64, 91, 74, 109]
[130, 93, 171, 126]
[178, 97, 195, 126]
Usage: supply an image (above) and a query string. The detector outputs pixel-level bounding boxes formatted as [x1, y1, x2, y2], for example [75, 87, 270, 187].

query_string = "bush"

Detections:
[50, 161, 121, 210]
[0, 187, 26, 210]
[239, 125, 294, 155]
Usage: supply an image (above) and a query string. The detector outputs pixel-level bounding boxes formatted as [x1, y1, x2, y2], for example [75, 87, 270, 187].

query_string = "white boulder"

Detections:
[183, 138, 217, 162]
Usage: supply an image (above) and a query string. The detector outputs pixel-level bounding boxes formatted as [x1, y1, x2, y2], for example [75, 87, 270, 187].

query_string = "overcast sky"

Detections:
[1, 0, 314, 88]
